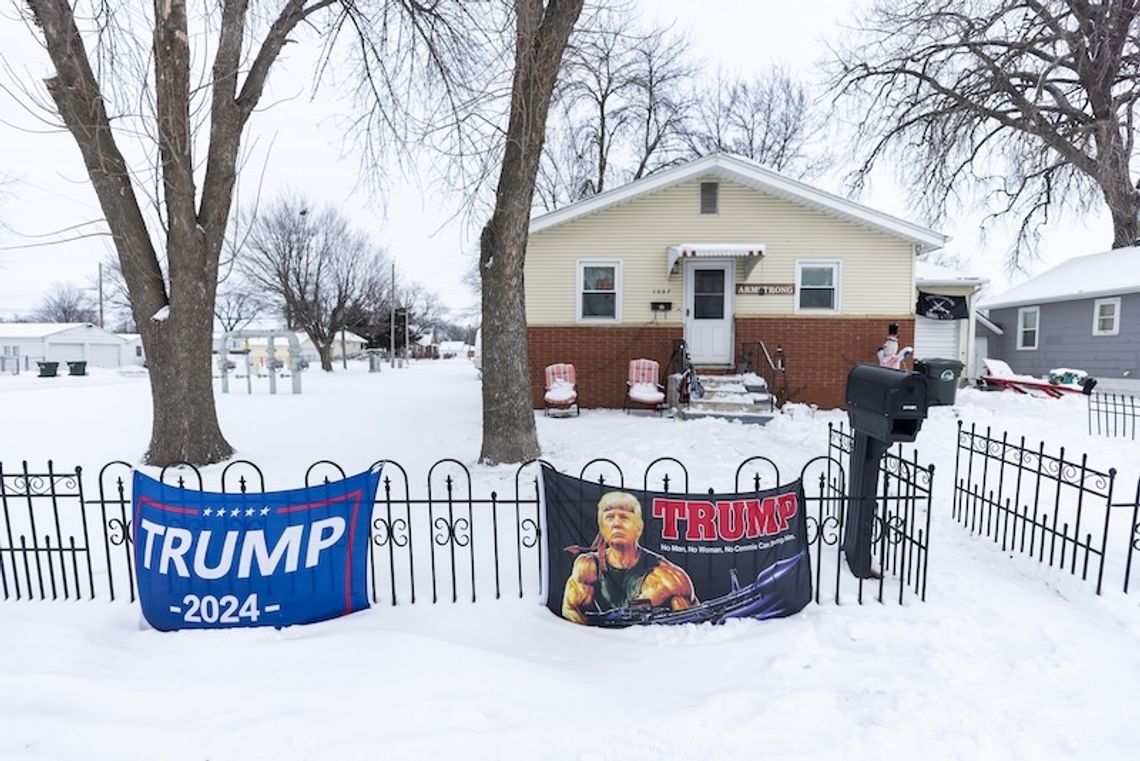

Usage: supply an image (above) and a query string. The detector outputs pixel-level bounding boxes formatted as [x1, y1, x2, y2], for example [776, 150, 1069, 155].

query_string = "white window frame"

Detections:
[576, 259, 622, 323]
[1017, 306, 1040, 350]
[1092, 297, 1121, 337]
[794, 260, 842, 314]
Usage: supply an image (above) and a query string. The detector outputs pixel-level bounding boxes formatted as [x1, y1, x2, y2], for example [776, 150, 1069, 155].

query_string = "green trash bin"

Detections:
[67, 361, 88, 376]
[37, 361, 60, 378]
[914, 358, 964, 406]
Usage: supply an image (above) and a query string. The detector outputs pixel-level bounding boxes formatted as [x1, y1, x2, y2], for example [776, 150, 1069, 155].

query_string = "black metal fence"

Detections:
[1088, 392, 1138, 440]
[826, 423, 934, 604]
[1, 439, 936, 609]
[952, 421, 1140, 595]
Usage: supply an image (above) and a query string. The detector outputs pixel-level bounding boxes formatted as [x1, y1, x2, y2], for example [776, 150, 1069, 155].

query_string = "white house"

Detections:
[0, 323, 125, 369]
[438, 340, 470, 359]
[246, 331, 368, 366]
[118, 333, 146, 366]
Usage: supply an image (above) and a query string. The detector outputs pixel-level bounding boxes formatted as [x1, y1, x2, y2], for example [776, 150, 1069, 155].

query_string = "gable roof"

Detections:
[529, 153, 948, 252]
[982, 245, 1140, 310]
[0, 322, 122, 340]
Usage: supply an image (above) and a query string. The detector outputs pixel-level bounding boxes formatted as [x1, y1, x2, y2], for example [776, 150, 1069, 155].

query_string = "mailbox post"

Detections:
[842, 365, 928, 578]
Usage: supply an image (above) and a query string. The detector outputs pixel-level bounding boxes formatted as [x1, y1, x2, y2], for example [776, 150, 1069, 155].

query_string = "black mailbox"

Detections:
[842, 364, 929, 580]
[846, 364, 928, 443]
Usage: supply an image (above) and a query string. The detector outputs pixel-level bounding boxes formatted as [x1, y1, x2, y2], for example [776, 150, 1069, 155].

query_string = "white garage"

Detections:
[914, 317, 960, 360]
[0, 323, 125, 371]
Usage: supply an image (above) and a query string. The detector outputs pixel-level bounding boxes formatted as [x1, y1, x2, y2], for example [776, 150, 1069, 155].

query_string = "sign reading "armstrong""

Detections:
[132, 468, 380, 631]
[735, 283, 794, 295]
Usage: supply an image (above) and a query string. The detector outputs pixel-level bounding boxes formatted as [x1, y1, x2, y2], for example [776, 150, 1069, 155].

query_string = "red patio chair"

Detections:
[625, 358, 665, 414]
[543, 363, 579, 416]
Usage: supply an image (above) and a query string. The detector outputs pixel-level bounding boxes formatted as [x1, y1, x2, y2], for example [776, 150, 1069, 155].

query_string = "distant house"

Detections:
[981, 245, 1140, 392]
[412, 329, 438, 359]
[523, 152, 947, 409]
[119, 333, 146, 366]
[0, 323, 125, 370]
[246, 331, 367, 367]
[913, 261, 988, 380]
[438, 340, 469, 359]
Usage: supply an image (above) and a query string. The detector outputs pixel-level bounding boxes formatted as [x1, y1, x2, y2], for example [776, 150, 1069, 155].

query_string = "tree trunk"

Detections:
[1108, 198, 1139, 248]
[479, 0, 584, 465]
[318, 343, 334, 372]
[480, 223, 540, 463]
[140, 293, 233, 465]
[1099, 162, 1140, 247]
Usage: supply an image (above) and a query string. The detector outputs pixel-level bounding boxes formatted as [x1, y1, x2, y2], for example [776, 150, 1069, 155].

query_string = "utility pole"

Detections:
[340, 328, 347, 370]
[389, 261, 396, 369]
[97, 262, 104, 328]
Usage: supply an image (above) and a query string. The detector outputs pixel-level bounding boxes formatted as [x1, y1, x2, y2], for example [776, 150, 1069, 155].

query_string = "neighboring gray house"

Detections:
[981, 245, 1140, 391]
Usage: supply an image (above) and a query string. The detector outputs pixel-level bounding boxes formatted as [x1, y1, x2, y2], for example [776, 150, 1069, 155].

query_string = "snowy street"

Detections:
[2, 358, 1139, 760]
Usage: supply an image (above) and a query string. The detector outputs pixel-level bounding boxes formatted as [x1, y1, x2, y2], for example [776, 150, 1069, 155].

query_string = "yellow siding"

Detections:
[526, 178, 916, 325]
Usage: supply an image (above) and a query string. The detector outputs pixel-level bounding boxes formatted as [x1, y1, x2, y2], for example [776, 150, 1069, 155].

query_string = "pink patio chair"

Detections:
[625, 358, 665, 414]
[543, 363, 580, 416]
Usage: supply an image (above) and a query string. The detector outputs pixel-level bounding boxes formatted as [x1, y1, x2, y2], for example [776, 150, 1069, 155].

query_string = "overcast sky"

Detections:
[0, 1, 1113, 322]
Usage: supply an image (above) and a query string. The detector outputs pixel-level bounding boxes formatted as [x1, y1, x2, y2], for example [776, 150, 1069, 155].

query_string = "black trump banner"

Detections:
[916, 291, 969, 320]
[541, 465, 812, 627]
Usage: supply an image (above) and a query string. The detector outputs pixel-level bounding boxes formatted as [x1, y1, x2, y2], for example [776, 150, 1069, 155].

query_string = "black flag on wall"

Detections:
[916, 291, 968, 320]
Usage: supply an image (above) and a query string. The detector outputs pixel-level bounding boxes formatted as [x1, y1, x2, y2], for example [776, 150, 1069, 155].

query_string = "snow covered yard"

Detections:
[2, 358, 1139, 760]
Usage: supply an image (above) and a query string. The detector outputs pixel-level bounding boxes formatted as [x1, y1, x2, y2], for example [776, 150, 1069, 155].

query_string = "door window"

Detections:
[693, 269, 725, 319]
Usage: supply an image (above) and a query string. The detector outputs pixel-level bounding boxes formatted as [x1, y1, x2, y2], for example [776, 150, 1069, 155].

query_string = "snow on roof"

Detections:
[530, 153, 948, 252]
[983, 245, 1140, 309]
[0, 322, 122, 340]
[438, 341, 468, 352]
[915, 260, 988, 287]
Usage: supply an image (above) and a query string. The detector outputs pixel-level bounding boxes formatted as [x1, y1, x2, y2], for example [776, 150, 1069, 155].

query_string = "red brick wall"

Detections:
[527, 318, 914, 411]
[735, 317, 915, 409]
[528, 325, 682, 409]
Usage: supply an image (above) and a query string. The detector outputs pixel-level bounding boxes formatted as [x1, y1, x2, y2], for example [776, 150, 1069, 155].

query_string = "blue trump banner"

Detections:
[133, 468, 381, 631]
[542, 465, 812, 627]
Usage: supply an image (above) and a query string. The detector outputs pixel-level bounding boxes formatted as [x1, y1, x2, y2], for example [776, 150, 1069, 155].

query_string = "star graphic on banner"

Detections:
[245, 508, 255, 517]
[230, 508, 240, 517]
[260, 507, 270, 516]
[217, 510, 227, 520]
[203, 507, 213, 516]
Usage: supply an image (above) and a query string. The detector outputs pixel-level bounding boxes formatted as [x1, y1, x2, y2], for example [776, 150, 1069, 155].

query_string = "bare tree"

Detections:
[20, 1, 478, 465]
[684, 70, 736, 157]
[627, 29, 695, 180]
[240, 197, 384, 372]
[559, 16, 639, 196]
[214, 287, 262, 333]
[831, 0, 1140, 267]
[479, 0, 585, 464]
[686, 69, 828, 178]
[534, 11, 693, 208]
[88, 254, 134, 331]
[31, 282, 97, 322]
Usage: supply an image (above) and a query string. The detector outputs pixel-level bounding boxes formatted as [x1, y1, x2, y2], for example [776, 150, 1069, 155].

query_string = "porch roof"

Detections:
[666, 243, 765, 277]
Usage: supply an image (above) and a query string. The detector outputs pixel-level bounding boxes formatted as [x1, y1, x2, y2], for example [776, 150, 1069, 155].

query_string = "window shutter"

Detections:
[699, 182, 718, 214]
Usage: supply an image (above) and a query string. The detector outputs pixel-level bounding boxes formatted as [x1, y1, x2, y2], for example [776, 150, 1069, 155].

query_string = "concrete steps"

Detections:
[677, 373, 776, 425]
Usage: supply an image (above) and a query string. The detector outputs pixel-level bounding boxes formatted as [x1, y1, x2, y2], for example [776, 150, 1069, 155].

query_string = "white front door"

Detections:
[684, 260, 734, 364]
